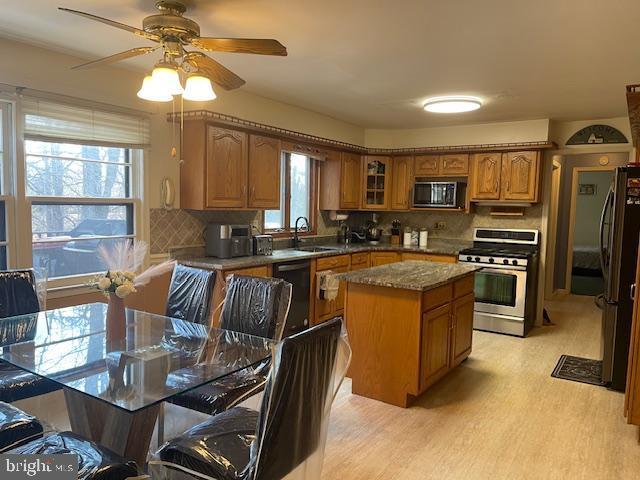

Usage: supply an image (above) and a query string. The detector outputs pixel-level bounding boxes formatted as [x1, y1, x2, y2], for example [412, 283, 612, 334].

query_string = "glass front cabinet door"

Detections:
[362, 156, 392, 210]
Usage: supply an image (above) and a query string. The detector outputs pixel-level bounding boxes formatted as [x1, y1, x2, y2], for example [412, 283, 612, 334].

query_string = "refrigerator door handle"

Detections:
[599, 186, 613, 283]
[632, 283, 637, 302]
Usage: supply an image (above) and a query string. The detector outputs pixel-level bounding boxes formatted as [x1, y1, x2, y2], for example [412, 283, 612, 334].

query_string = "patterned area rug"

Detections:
[551, 355, 605, 386]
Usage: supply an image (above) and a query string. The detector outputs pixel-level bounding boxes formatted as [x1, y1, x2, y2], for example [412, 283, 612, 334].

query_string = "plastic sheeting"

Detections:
[150, 317, 351, 480]
[166, 265, 217, 325]
[167, 361, 269, 416]
[0, 401, 44, 452]
[220, 275, 292, 341]
[0, 269, 61, 402]
[0, 270, 40, 319]
[168, 276, 291, 416]
[10, 431, 139, 480]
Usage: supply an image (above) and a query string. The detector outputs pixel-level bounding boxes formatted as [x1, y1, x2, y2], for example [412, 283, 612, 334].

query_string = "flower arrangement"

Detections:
[89, 239, 175, 298]
[93, 270, 138, 298]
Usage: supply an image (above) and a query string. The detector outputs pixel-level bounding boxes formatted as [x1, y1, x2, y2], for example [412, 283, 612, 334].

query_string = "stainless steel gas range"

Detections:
[458, 228, 540, 337]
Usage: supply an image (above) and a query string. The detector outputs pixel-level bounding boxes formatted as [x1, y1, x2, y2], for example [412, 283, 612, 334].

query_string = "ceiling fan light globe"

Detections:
[151, 65, 184, 95]
[137, 75, 173, 102]
[183, 75, 217, 101]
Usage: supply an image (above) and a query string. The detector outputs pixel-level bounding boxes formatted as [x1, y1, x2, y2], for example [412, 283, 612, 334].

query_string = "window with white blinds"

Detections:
[22, 97, 150, 148]
[22, 98, 146, 280]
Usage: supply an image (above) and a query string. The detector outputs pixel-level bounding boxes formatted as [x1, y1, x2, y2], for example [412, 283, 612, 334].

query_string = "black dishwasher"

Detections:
[273, 260, 310, 337]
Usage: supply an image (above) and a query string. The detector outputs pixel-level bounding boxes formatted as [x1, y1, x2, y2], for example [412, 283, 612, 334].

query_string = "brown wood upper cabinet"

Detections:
[470, 151, 540, 203]
[414, 154, 469, 177]
[180, 121, 282, 210]
[205, 126, 248, 208]
[319, 151, 361, 210]
[414, 155, 440, 176]
[441, 154, 470, 175]
[341, 152, 362, 209]
[391, 156, 414, 210]
[470, 153, 503, 201]
[248, 135, 281, 209]
[501, 151, 540, 202]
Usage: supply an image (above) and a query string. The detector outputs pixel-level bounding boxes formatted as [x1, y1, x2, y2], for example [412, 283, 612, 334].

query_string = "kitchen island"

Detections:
[340, 261, 480, 407]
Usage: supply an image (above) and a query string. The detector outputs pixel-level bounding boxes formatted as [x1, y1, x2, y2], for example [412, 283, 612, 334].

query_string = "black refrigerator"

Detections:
[600, 166, 640, 391]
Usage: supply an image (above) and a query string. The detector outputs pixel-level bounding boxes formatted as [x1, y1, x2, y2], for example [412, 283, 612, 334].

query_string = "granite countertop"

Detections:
[178, 238, 473, 271]
[337, 260, 481, 292]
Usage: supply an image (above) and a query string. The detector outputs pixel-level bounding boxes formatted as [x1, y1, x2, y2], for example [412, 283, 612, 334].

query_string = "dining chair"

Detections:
[151, 317, 350, 480]
[0, 269, 61, 403]
[0, 401, 45, 452]
[9, 430, 140, 480]
[167, 275, 292, 417]
[166, 264, 217, 325]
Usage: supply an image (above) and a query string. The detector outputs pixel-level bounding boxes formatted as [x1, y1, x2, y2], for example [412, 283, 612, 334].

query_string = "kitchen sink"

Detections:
[294, 246, 341, 253]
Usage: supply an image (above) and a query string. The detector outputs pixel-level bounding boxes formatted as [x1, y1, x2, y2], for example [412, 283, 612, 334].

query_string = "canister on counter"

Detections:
[419, 228, 428, 247]
[403, 227, 412, 247]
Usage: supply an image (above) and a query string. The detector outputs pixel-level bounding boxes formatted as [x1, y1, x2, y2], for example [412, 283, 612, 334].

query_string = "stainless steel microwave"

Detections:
[413, 181, 466, 208]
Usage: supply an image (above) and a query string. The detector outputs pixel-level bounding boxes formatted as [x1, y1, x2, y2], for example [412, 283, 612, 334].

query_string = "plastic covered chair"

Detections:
[167, 276, 292, 416]
[219, 275, 292, 341]
[10, 431, 139, 480]
[150, 317, 351, 480]
[0, 269, 61, 402]
[0, 401, 45, 452]
[166, 264, 217, 326]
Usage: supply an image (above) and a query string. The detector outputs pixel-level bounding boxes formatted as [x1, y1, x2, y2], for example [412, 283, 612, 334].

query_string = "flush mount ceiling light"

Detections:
[423, 96, 482, 114]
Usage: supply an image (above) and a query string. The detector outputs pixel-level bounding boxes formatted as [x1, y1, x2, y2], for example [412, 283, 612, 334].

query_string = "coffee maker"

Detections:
[206, 224, 252, 258]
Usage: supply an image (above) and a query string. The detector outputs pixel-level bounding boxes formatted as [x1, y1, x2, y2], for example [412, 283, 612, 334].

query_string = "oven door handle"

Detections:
[467, 263, 527, 272]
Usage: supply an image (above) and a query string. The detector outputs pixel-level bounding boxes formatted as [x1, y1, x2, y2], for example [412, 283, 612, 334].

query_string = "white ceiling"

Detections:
[1, 0, 640, 129]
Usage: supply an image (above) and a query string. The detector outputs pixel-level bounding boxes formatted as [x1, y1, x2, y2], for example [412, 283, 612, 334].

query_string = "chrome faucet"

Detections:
[293, 216, 309, 248]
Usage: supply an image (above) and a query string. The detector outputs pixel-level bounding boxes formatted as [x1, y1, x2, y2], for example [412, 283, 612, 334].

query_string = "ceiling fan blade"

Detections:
[59, 7, 160, 41]
[184, 52, 246, 91]
[72, 46, 158, 70]
[190, 38, 287, 56]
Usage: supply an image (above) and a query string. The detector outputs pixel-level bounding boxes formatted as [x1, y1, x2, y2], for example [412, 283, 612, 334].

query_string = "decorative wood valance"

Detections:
[167, 110, 556, 156]
[627, 84, 640, 150]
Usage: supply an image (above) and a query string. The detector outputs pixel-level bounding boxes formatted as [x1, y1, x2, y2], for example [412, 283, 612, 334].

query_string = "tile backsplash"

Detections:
[150, 208, 342, 254]
[150, 205, 542, 254]
[348, 205, 543, 240]
[149, 209, 259, 254]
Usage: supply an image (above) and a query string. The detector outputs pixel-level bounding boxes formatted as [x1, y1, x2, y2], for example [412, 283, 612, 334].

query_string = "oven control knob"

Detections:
[503, 259, 509, 265]
[512, 259, 519, 266]
[489, 258, 495, 263]
[466, 256, 472, 262]
[475, 257, 481, 262]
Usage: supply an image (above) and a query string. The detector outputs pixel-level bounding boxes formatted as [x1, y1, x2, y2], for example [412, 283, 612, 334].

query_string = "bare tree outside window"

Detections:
[26, 140, 135, 278]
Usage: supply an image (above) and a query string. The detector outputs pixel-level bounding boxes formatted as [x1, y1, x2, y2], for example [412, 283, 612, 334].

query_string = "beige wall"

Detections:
[364, 119, 550, 149]
[0, 37, 366, 211]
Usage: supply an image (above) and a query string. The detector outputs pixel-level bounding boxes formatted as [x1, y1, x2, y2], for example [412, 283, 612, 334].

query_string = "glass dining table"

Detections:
[0, 303, 275, 465]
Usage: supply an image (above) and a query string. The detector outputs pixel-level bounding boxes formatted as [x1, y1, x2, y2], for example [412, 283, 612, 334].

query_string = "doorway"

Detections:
[566, 167, 615, 296]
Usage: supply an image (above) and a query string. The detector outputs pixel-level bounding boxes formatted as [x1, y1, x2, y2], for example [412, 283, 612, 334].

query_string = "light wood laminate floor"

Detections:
[322, 295, 639, 480]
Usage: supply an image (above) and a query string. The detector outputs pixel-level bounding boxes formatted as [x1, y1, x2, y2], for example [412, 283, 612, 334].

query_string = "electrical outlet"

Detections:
[434, 221, 446, 230]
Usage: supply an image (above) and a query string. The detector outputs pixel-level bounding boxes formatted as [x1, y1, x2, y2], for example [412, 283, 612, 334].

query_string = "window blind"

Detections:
[22, 97, 150, 149]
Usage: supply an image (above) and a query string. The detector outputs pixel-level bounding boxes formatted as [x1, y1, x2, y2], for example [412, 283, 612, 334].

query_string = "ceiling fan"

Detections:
[59, 1, 288, 92]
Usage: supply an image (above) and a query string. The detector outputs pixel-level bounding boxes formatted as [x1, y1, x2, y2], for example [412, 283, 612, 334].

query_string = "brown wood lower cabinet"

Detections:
[625, 240, 640, 426]
[370, 251, 401, 266]
[402, 252, 458, 263]
[312, 253, 372, 326]
[346, 273, 475, 407]
[421, 304, 452, 389]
